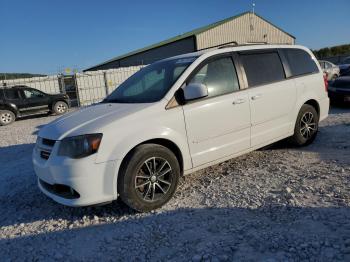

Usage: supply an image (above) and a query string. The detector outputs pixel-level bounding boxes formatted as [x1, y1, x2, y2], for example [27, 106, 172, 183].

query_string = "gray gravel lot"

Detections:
[0, 107, 350, 261]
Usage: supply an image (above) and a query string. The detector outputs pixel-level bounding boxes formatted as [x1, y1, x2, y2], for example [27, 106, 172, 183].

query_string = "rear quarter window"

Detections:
[240, 52, 285, 87]
[4, 89, 20, 99]
[283, 49, 319, 77]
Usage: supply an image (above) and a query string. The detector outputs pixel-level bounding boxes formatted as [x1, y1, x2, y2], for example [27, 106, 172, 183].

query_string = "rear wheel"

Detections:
[53, 101, 68, 115]
[118, 144, 180, 212]
[0, 110, 15, 126]
[289, 104, 319, 146]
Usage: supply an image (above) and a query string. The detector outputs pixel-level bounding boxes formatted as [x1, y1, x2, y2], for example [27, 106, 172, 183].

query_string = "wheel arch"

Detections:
[118, 138, 185, 180]
[0, 103, 18, 117]
[303, 99, 320, 116]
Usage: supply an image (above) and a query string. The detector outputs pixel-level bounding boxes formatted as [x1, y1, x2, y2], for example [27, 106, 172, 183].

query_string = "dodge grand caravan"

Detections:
[33, 45, 329, 212]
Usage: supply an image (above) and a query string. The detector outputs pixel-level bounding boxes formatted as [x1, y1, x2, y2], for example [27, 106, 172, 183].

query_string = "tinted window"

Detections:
[105, 57, 197, 103]
[283, 49, 319, 77]
[241, 52, 285, 87]
[4, 89, 20, 99]
[188, 57, 239, 98]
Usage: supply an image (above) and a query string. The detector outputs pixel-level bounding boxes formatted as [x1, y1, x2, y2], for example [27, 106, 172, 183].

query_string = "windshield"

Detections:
[104, 57, 197, 103]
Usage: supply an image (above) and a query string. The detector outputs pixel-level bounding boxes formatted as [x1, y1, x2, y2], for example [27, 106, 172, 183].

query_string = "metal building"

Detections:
[85, 12, 295, 71]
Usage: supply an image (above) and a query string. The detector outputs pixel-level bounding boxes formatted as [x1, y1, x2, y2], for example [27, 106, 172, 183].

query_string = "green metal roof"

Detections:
[86, 11, 295, 70]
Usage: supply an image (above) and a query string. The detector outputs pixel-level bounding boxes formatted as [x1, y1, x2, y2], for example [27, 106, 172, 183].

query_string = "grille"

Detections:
[37, 137, 56, 160]
[40, 150, 51, 160]
[39, 179, 80, 199]
[42, 138, 56, 147]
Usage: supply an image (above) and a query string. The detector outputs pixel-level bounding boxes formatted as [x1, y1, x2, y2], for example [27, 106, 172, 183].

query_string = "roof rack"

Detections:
[218, 42, 268, 49]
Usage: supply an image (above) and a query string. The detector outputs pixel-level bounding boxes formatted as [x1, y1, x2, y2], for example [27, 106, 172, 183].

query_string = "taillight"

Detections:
[323, 73, 328, 92]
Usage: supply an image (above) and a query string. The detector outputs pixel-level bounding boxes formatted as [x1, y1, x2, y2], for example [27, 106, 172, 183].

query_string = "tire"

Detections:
[289, 104, 319, 146]
[53, 101, 68, 115]
[0, 110, 15, 126]
[118, 144, 180, 212]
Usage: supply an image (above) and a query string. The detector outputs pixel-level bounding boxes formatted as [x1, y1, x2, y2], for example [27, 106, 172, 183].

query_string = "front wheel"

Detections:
[53, 101, 68, 115]
[0, 110, 15, 126]
[289, 104, 319, 146]
[118, 144, 180, 212]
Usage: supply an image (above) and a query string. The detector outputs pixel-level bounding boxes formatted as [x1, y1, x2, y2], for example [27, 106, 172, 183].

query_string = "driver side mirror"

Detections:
[184, 83, 208, 101]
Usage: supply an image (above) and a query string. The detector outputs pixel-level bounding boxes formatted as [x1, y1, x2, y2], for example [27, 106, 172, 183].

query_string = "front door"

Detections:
[182, 56, 251, 167]
[20, 88, 49, 112]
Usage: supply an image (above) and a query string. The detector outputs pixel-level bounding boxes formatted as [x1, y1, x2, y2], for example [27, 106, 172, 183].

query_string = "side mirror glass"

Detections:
[184, 83, 208, 101]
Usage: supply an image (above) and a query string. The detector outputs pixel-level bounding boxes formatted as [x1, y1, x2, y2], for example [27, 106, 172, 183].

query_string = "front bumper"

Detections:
[32, 141, 119, 207]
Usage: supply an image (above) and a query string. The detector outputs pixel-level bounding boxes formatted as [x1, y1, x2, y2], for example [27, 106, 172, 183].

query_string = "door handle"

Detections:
[251, 94, 262, 100]
[232, 98, 246, 105]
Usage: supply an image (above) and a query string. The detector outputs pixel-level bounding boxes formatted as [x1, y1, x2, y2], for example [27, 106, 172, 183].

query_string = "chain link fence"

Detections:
[0, 66, 144, 108]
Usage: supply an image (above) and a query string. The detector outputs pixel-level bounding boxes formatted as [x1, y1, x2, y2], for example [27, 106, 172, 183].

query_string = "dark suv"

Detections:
[0, 86, 70, 126]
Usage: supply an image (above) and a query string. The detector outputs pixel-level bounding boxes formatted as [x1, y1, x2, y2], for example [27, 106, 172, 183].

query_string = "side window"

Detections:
[23, 89, 44, 98]
[241, 52, 285, 87]
[188, 57, 239, 98]
[283, 49, 319, 77]
[319, 62, 325, 69]
[4, 89, 20, 99]
[325, 62, 333, 69]
[0, 89, 4, 99]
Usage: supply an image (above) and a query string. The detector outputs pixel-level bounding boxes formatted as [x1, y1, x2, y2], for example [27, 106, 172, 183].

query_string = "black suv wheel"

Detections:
[0, 110, 15, 126]
[53, 101, 68, 115]
[118, 144, 180, 212]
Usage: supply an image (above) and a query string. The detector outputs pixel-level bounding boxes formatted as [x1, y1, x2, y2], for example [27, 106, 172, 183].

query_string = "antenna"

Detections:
[252, 1, 256, 15]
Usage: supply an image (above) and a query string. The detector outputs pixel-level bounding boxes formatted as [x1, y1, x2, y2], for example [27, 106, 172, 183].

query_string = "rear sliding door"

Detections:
[239, 50, 297, 147]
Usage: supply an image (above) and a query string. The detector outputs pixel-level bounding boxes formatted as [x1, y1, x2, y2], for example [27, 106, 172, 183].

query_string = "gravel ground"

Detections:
[0, 107, 349, 262]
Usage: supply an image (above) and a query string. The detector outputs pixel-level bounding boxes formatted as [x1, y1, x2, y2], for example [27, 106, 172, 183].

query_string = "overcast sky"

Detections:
[1, 0, 349, 74]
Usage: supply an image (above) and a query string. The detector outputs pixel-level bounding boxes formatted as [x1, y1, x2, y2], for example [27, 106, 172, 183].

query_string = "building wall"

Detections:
[196, 13, 294, 50]
[90, 37, 196, 71]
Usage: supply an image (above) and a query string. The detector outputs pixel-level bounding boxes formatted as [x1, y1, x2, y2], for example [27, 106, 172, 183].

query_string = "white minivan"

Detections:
[33, 45, 329, 212]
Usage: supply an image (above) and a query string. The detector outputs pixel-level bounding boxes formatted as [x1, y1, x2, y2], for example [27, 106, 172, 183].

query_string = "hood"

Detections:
[39, 103, 152, 140]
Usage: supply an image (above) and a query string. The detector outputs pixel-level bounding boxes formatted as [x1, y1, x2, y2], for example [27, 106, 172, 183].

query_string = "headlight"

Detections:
[58, 134, 103, 159]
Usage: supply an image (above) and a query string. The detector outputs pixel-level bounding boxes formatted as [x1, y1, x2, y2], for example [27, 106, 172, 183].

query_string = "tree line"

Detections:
[0, 73, 46, 81]
[312, 44, 350, 59]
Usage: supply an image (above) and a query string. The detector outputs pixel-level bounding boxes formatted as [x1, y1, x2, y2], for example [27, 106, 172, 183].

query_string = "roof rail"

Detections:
[218, 42, 268, 49]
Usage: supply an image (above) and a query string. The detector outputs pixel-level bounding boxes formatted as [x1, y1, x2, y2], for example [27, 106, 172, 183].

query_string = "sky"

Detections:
[1, 0, 349, 74]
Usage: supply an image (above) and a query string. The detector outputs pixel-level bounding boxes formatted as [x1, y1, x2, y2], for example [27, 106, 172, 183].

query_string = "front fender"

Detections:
[95, 107, 192, 171]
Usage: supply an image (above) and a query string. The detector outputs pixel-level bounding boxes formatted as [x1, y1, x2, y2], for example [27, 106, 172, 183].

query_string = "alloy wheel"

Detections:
[300, 112, 317, 139]
[1, 112, 12, 124]
[56, 103, 67, 113]
[134, 157, 173, 202]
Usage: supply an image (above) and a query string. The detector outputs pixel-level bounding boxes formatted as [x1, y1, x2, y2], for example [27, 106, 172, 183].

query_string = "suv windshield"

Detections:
[104, 57, 197, 103]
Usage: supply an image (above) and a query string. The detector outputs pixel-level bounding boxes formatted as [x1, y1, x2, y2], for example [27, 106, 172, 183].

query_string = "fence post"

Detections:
[74, 73, 81, 107]
[103, 71, 109, 96]
[58, 74, 66, 94]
